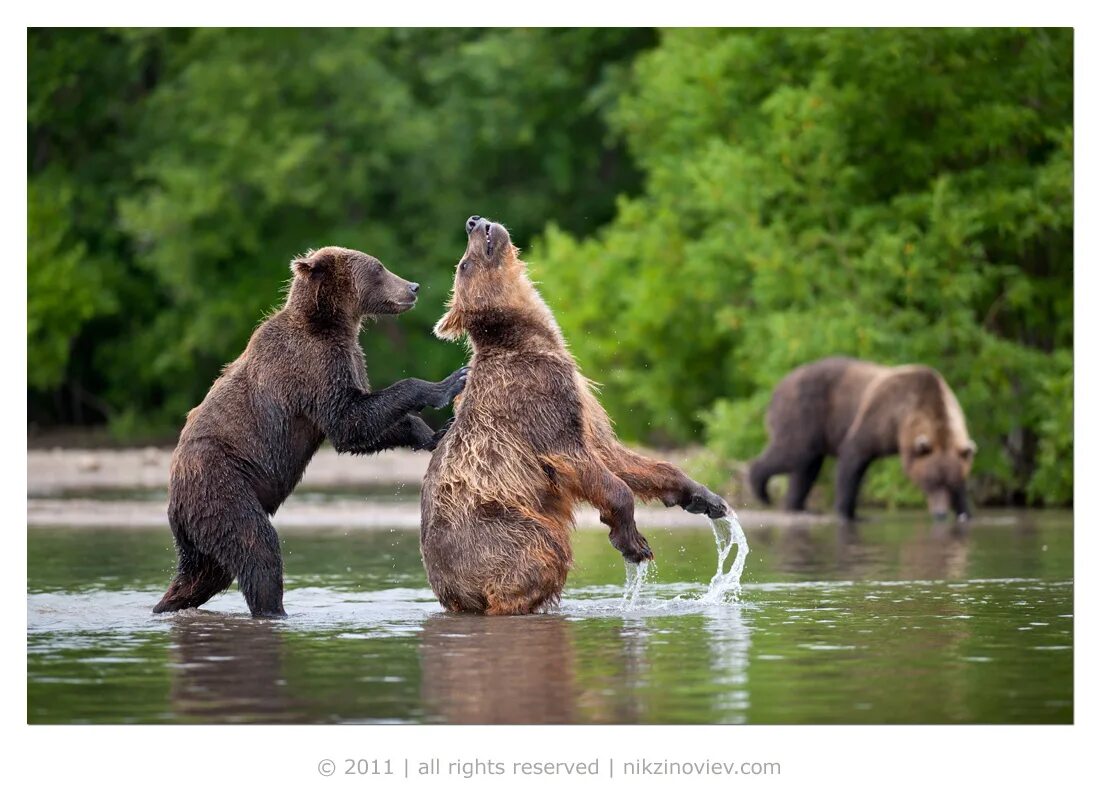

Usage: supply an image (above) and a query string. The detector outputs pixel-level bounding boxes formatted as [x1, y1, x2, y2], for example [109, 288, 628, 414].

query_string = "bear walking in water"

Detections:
[748, 357, 976, 521]
[154, 247, 467, 617]
[420, 216, 728, 615]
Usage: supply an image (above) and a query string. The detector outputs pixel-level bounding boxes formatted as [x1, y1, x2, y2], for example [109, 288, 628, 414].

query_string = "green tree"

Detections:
[535, 28, 1072, 504]
[28, 27, 652, 433]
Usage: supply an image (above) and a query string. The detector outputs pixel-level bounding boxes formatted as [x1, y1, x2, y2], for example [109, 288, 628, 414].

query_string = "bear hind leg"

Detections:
[748, 444, 790, 505]
[153, 545, 234, 614]
[190, 498, 288, 618]
[484, 584, 559, 616]
[783, 454, 825, 512]
[234, 514, 287, 618]
[482, 543, 568, 616]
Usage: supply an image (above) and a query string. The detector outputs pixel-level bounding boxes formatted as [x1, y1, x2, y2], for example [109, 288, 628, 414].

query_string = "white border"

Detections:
[7, 9, 1093, 800]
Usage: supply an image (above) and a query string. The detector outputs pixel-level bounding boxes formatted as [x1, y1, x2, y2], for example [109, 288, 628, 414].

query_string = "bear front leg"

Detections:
[576, 460, 653, 564]
[602, 444, 728, 519]
[321, 367, 468, 454]
[368, 415, 440, 452]
[951, 483, 971, 522]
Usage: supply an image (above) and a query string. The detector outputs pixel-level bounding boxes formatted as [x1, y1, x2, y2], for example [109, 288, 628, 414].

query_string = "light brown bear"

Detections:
[748, 357, 977, 521]
[419, 216, 728, 615]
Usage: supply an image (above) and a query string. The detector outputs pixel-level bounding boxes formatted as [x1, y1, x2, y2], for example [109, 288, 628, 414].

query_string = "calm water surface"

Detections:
[27, 511, 1072, 724]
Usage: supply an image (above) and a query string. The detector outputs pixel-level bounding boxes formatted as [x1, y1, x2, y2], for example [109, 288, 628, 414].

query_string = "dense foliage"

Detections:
[28, 27, 652, 433]
[29, 28, 1072, 504]
[535, 28, 1072, 505]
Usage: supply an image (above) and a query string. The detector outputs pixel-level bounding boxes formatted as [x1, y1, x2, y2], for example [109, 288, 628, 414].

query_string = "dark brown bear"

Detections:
[153, 247, 467, 618]
[748, 357, 977, 521]
[419, 216, 727, 616]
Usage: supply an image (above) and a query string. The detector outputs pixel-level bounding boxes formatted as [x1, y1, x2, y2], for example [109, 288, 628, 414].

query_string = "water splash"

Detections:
[621, 559, 651, 610]
[700, 512, 750, 603]
[619, 507, 750, 611]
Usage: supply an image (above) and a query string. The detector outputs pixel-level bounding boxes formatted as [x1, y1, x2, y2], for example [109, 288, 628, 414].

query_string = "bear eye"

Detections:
[460, 261, 470, 271]
[960, 446, 974, 460]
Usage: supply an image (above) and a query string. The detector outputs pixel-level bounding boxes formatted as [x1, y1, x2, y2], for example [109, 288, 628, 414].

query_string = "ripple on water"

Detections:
[27, 576, 1073, 638]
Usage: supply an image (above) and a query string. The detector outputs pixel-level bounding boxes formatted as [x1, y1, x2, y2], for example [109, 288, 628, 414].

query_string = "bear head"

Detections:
[434, 216, 553, 345]
[289, 246, 419, 324]
[900, 417, 977, 522]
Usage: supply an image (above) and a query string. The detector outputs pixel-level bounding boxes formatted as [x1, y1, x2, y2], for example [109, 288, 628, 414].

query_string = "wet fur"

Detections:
[748, 357, 974, 519]
[420, 218, 725, 615]
[154, 247, 466, 617]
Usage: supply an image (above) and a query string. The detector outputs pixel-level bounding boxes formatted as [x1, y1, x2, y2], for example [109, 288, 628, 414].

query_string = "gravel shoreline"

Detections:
[27, 446, 430, 496]
[26, 447, 831, 531]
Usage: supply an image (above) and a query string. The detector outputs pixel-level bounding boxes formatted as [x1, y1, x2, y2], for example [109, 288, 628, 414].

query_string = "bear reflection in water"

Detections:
[418, 614, 580, 724]
[761, 520, 972, 580]
[167, 614, 304, 723]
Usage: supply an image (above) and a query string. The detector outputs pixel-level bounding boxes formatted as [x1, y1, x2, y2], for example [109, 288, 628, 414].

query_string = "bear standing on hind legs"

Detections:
[420, 216, 728, 616]
[748, 357, 976, 522]
[153, 247, 468, 618]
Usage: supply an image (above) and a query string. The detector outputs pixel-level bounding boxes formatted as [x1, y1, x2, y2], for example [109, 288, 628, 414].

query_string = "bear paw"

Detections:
[422, 417, 455, 451]
[610, 526, 654, 564]
[684, 485, 729, 519]
[429, 366, 470, 409]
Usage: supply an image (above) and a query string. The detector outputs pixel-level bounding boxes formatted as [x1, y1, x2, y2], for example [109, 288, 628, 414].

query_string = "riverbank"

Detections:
[27, 447, 828, 531]
[27, 446, 429, 496]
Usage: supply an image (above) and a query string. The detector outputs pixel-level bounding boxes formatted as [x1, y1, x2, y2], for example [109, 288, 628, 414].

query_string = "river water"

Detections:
[27, 510, 1072, 724]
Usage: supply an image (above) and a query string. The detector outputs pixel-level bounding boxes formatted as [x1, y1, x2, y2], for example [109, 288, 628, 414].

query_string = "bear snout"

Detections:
[466, 216, 495, 240]
[926, 487, 951, 519]
[464, 216, 504, 259]
[388, 283, 419, 312]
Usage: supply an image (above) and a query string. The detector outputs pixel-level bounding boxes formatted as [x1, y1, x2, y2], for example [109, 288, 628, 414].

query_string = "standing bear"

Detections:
[154, 247, 467, 617]
[748, 357, 977, 521]
[420, 216, 728, 615]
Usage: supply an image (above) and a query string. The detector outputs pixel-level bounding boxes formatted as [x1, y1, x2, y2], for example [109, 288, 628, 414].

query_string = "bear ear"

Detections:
[913, 434, 933, 456]
[291, 250, 335, 277]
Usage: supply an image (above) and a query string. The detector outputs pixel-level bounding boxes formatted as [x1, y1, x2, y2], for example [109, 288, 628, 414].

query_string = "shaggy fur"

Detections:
[420, 216, 727, 616]
[748, 357, 976, 520]
[154, 246, 468, 617]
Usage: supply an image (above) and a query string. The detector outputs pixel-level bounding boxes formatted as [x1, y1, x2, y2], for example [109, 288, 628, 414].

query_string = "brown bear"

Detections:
[153, 246, 468, 618]
[419, 216, 728, 616]
[748, 357, 976, 521]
